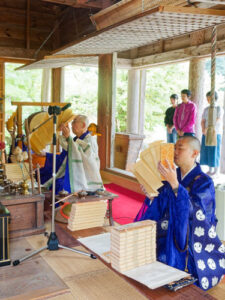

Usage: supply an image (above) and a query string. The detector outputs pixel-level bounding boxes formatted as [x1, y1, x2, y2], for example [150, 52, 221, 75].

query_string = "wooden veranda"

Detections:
[0, 1, 225, 300]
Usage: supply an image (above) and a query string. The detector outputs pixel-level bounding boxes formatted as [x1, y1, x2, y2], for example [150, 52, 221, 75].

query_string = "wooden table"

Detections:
[45, 192, 118, 226]
[58, 224, 216, 300]
[0, 193, 45, 238]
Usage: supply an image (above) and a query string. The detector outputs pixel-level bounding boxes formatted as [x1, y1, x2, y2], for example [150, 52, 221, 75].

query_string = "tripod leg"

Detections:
[13, 245, 48, 266]
[58, 244, 97, 259]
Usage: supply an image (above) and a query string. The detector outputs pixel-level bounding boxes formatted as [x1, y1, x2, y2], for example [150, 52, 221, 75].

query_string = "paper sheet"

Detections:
[78, 233, 189, 289]
[123, 261, 189, 289]
[78, 233, 111, 256]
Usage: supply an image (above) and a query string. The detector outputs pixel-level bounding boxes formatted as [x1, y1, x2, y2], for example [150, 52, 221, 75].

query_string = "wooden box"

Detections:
[114, 133, 145, 171]
[0, 203, 10, 266]
[0, 194, 45, 238]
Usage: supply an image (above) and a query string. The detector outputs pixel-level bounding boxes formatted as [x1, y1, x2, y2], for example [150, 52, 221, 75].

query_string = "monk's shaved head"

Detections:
[174, 136, 200, 168]
[73, 115, 89, 127]
[179, 136, 200, 152]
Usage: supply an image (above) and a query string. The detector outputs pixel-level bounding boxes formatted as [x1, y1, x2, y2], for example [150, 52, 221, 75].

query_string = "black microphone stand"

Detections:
[13, 104, 96, 266]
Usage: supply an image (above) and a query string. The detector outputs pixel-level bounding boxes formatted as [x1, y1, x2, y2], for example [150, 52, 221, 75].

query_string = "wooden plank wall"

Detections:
[0, 62, 5, 143]
[51, 67, 62, 103]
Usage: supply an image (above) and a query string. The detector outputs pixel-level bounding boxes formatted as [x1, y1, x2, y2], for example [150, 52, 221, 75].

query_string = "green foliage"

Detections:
[5, 63, 42, 121]
[64, 66, 98, 123]
[4, 63, 42, 151]
[205, 57, 225, 92]
[205, 57, 225, 77]
[116, 69, 128, 132]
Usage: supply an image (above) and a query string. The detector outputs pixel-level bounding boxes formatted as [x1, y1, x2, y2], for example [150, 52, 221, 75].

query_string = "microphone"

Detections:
[61, 103, 71, 111]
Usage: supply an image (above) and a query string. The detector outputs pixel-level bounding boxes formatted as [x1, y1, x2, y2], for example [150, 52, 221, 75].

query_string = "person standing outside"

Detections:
[200, 91, 223, 176]
[173, 89, 197, 138]
[164, 94, 178, 143]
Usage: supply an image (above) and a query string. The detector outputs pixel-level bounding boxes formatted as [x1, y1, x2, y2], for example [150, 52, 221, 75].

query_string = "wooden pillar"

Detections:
[98, 53, 117, 169]
[127, 69, 140, 134]
[17, 105, 23, 148]
[188, 57, 205, 141]
[220, 90, 225, 174]
[51, 67, 64, 103]
[139, 70, 146, 135]
[127, 69, 146, 135]
[60, 67, 65, 102]
[0, 62, 5, 144]
[41, 68, 51, 103]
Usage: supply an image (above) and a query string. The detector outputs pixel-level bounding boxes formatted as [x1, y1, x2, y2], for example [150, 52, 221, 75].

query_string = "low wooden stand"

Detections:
[0, 193, 45, 238]
[45, 192, 117, 226]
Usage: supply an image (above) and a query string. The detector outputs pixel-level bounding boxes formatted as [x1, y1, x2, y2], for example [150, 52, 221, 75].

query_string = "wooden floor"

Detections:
[1, 221, 147, 300]
[1, 219, 224, 300]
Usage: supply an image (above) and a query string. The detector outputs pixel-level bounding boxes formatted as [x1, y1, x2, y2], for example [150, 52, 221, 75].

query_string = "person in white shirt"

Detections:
[200, 91, 223, 176]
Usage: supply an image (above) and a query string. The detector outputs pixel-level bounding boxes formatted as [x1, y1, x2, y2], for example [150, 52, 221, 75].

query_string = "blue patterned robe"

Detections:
[135, 163, 225, 290]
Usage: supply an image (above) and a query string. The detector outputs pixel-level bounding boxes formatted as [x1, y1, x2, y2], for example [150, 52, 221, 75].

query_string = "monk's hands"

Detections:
[158, 159, 179, 190]
[140, 184, 155, 201]
[60, 123, 70, 138]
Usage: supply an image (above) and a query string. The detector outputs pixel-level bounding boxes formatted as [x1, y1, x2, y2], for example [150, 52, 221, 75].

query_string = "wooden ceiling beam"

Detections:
[132, 39, 225, 68]
[91, 0, 188, 30]
[0, 57, 34, 64]
[0, 46, 50, 60]
[161, 5, 225, 16]
[195, 0, 225, 4]
[42, 0, 114, 9]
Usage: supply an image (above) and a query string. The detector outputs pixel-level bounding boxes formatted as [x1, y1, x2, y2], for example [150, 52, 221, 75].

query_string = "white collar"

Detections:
[181, 163, 197, 181]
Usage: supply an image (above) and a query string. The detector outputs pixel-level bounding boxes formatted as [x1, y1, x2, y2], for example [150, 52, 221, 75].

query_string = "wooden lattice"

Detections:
[57, 11, 225, 55]
[20, 6, 225, 70]
[19, 56, 99, 70]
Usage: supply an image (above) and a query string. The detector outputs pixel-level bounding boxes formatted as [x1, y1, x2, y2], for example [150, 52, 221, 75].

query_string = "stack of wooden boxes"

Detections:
[68, 200, 107, 231]
[110, 220, 156, 272]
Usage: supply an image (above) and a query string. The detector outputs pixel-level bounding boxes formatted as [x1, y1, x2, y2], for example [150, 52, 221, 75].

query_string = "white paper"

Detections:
[122, 261, 189, 289]
[78, 232, 111, 256]
[78, 233, 189, 289]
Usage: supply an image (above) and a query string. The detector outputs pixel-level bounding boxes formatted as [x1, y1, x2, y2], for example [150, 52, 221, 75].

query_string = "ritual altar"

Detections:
[0, 193, 45, 238]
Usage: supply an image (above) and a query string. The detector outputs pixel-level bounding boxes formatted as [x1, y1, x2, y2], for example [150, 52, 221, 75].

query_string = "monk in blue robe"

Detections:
[135, 136, 225, 290]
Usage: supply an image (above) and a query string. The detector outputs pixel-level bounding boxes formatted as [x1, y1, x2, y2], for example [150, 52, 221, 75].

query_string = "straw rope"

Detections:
[211, 26, 217, 108]
[206, 25, 217, 146]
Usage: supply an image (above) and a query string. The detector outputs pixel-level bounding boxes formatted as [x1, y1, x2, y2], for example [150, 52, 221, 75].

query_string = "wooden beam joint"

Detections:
[42, 0, 114, 9]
